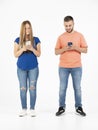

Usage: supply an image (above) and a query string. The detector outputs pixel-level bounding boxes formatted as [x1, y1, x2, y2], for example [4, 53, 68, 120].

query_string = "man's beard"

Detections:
[66, 28, 73, 33]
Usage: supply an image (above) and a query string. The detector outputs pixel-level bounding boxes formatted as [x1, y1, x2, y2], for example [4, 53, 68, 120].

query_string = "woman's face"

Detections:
[25, 23, 31, 35]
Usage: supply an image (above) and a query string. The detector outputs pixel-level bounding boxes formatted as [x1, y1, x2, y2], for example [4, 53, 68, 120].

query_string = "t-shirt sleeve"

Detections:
[14, 37, 19, 44]
[55, 37, 61, 49]
[80, 34, 88, 48]
[34, 37, 41, 45]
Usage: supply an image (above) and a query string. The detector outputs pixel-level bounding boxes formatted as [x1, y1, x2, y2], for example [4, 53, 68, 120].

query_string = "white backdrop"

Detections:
[0, 0, 98, 113]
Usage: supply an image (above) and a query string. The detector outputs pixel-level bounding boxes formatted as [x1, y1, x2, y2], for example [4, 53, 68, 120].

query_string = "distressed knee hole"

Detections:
[20, 87, 26, 91]
[29, 86, 35, 90]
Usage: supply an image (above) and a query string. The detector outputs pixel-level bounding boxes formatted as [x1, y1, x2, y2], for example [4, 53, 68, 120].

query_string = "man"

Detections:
[55, 16, 88, 116]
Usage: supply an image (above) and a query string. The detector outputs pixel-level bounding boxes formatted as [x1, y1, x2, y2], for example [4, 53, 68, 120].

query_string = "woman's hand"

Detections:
[26, 45, 33, 51]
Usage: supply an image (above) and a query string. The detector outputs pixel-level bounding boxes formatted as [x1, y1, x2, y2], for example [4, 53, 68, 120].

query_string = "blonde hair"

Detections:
[19, 20, 33, 47]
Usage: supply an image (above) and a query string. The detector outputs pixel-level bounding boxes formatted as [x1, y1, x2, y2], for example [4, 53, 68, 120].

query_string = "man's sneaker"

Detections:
[56, 107, 65, 116]
[29, 109, 36, 117]
[76, 107, 86, 116]
[19, 109, 27, 117]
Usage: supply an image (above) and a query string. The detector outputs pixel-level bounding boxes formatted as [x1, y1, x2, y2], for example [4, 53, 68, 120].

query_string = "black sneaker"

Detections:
[76, 106, 86, 116]
[56, 107, 65, 116]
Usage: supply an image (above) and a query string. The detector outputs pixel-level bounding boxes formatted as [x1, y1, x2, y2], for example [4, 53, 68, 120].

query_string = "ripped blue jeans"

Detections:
[17, 67, 39, 109]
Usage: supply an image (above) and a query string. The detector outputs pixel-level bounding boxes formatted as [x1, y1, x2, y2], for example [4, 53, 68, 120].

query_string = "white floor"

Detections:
[0, 107, 98, 130]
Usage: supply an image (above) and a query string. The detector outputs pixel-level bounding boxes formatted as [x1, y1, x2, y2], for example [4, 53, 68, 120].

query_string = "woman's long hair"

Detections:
[19, 20, 33, 47]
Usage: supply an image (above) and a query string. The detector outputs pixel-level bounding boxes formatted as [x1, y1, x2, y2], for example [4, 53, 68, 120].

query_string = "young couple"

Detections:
[14, 16, 88, 117]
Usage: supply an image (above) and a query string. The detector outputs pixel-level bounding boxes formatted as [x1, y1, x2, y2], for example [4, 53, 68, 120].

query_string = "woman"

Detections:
[14, 20, 41, 117]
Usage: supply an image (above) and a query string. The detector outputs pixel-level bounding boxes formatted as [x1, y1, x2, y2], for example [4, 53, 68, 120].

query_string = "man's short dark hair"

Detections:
[64, 16, 74, 22]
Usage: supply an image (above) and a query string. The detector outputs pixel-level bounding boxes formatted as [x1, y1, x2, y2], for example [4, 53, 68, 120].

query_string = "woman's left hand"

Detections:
[26, 45, 33, 51]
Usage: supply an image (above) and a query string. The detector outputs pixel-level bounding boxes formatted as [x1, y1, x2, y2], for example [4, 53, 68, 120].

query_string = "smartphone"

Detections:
[68, 42, 73, 47]
[25, 41, 31, 46]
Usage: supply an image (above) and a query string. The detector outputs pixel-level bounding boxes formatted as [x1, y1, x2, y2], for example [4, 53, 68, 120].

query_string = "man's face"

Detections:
[64, 20, 74, 33]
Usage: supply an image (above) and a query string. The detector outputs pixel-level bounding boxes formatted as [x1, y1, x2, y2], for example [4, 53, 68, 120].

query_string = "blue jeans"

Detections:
[17, 67, 39, 109]
[59, 67, 82, 108]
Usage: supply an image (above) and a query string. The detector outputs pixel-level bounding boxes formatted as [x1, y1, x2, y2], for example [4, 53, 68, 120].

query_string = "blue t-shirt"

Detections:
[14, 37, 40, 70]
